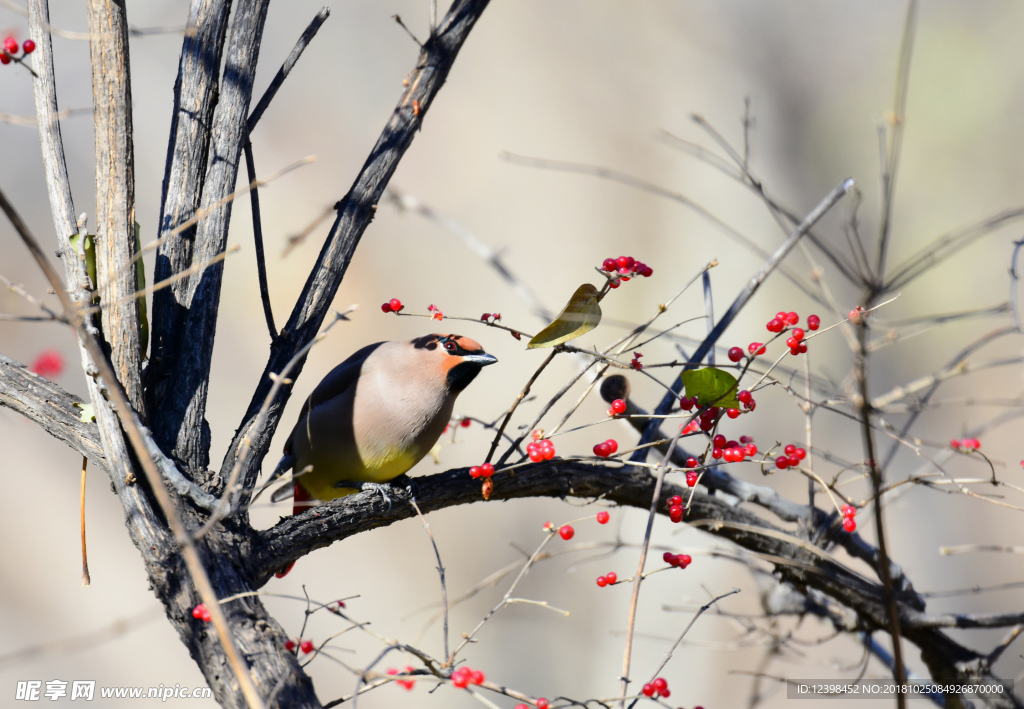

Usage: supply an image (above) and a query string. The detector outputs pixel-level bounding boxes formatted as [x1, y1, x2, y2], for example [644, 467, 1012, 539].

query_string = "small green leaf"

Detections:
[73, 402, 96, 423]
[68, 233, 97, 295]
[135, 222, 149, 357]
[680, 367, 741, 409]
[527, 283, 602, 349]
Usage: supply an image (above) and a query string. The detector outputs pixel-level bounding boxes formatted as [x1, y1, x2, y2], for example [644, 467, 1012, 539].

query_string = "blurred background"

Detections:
[2, 0, 1024, 706]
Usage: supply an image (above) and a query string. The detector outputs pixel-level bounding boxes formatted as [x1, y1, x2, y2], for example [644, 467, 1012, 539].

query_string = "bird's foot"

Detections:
[359, 481, 394, 511]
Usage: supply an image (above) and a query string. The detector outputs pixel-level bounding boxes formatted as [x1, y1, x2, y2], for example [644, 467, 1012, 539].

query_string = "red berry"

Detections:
[784, 444, 796, 455]
[470, 670, 485, 685]
[726, 408, 740, 419]
[516, 705, 529, 709]
[964, 438, 980, 449]
[452, 673, 469, 689]
[381, 302, 392, 312]
[639, 265, 653, 277]
[30, 350, 63, 378]
[559, 524, 574, 540]
[685, 471, 698, 487]
[950, 439, 961, 449]
[617, 256, 634, 270]
[737, 390, 752, 406]
[0, 53, 10, 65]
[192, 603, 208, 619]
[748, 341, 766, 355]
[284, 640, 296, 651]
[642, 684, 655, 697]
[792, 328, 805, 342]
[685, 457, 698, 468]
[786, 336, 799, 348]
[652, 678, 668, 693]
[668, 505, 684, 523]
[784, 311, 799, 325]
[3, 37, 17, 54]
[795, 447, 806, 460]
[605, 439, 618, 454]
[679, 554, 692, 567]
[605, 571, 617, 583]
[841, 504, 856, 518]
[659, 689, 671, 698]
[767, 319, 784, 333]
[602, 258, 617, 271]
[611, 398, 627, 415]
[807, 314, 820, 330]
[22, 39, 35, 55]
[727, 346, 743, 362]
[537, 699, 550, 709]
[593, 442, 610, 457]
[300, 640, 314, 654]
[713, 434, 726, 447]
[469, 466, 482, 478]
[596, 510, 610, 524]
[843, 518, 857, 532]
[711, 447, 722, 460]
[744, 443, 757, 456]
[596, 576, 608, 587]
[775, 456, 789, 469]
[668, 495, 683, 507]
[663, 551, 676, 564]
[528, 443, 544, 462]
[608, 280, 620, 289]
[481, 462, 494, 477]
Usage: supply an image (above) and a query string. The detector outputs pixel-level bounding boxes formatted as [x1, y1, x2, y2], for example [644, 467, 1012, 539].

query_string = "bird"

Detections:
[258, 333, 497, 515]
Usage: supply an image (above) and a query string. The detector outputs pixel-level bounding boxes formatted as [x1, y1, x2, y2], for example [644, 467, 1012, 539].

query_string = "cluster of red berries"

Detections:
[759, 311, 820, 356]
[427, 304, 443, 320]
[599, 255, 654, 288]
[951, 438, 981, 450]
[30, 349, 63, 378]
[381, 298, 403, 313]
[641, 677, 672, 699]
[593, 439, 619, 457]
[191, 603, 211, 622]
[595, 571, 618, 587]
[515, 700, 550, 709]
[663, 551, 692, 569]
[773, 444, 807, 469]
[386, 666, 416, 690]
[608, 398, 627, 416]
[283, 639, 315, 654]
[707, 434, 758, 466]
[480, 312, 502, 322]
[450, 666, 485, 689]
[469, 462, 495, 478]
[666, 495, 686, 523]
[527, 437, 556, 462]
[630, 352, 643, 370]
[840, 504, 857, 532]
[1, 36, 35, 66]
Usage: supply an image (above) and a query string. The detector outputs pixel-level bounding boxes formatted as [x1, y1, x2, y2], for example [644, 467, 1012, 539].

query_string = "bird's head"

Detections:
[411, 333, 498, 392]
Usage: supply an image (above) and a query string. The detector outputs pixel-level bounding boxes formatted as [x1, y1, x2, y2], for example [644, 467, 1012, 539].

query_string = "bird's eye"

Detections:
[443, 341, 456, 352]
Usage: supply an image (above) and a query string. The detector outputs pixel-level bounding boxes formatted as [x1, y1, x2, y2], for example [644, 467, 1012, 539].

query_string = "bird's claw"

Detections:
[360, 482, 393, 511]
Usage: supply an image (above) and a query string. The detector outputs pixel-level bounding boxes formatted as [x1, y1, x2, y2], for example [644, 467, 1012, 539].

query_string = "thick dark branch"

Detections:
[252, 462, 1015, 706]
[0, 354, 106, 469]
[148, 0, 232, 431]
[87, 0, 145, 415]
[155, 0, 271, 475]
[225, 0, 492, 499]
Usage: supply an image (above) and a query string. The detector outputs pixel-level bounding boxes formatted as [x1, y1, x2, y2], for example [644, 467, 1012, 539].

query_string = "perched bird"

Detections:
[259, 333, 497, 514]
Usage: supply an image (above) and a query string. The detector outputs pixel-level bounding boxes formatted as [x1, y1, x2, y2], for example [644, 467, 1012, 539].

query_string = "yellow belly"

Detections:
[297, 447, 417, 501]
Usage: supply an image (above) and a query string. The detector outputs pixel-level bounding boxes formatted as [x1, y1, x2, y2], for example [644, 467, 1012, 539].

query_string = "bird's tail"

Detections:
[251, 452, 296, 502]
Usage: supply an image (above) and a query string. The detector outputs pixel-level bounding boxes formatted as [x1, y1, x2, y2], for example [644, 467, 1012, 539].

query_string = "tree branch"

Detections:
[87, 0, 145, 415]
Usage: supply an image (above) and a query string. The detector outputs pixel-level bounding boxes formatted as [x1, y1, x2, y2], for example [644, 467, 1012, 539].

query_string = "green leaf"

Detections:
[73, 402, 96, 423]
[527, 283, 602, 349]
[680, 367, 741, 409]
[135, 222, 149, 357]
[68, 233, 97, 295]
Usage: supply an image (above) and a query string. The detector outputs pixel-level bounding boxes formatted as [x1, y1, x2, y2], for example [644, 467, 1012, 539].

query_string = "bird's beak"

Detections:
[463, 352, 498, 366]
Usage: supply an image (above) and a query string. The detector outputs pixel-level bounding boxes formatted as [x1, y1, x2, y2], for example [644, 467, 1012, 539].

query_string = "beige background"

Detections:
[2, 1, 1023, 706]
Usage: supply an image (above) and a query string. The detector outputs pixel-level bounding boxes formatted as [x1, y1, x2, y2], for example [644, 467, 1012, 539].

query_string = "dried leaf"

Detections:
[481, 477, 494, 500]
[527, 284, 602, 349]
[680, 367, 741, 409]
